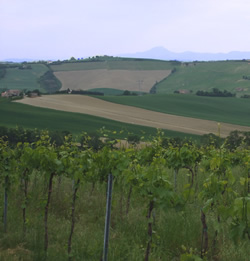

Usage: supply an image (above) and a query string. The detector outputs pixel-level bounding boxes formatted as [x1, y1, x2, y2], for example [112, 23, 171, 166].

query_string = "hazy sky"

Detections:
[1, 0, 250, 60]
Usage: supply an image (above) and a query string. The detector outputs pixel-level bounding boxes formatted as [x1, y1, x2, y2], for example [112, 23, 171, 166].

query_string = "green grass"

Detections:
[4, 60, 250, 99]
[0, 64, 49, 92]
[50, 61, 107, 71]
[0, 98, 199, 140]
[157, 60, 250, 95]
[98, 94, 250, 127]
[50, 59, 176, 72]
[51, 60, 250, 97]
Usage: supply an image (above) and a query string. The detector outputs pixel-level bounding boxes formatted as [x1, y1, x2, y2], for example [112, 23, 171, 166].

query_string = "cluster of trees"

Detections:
[196, 88, 236, 97]
[149, 81, 158, 94]
[200, 130, 250, 151]
[1, 62, 32, 71]
[37, 70, 62, 93]
[0, 64, 6, 79]
[49, 56, 173, 66]
[18, 63, 32, 70]
[50, 55, 119, 65]
[241, 94, 250, 99]
[242, 75, 250, 80]
[122, 90, 138, 96]
[0, 126, 71, 147]
[150, 67, 179, 95]
[25, 89, 42, 97]
[56, 89, 104, 96]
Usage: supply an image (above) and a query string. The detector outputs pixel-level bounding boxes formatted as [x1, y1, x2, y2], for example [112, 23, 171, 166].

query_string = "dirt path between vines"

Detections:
[16, 95, 250, 137]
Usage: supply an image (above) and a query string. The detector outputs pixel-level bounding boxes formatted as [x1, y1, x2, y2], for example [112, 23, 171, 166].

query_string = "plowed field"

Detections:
[16, 95, 250, 137]
[55, 69, 171, 92]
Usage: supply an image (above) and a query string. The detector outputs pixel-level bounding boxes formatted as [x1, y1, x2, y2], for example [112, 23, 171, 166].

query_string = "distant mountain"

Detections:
[119, 46, 250, 61]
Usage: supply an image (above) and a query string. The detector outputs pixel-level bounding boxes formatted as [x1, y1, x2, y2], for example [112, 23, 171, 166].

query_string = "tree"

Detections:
[127, 134, 140, 145]
[123, 90, 131, 96]
[226, 130, 243, 151]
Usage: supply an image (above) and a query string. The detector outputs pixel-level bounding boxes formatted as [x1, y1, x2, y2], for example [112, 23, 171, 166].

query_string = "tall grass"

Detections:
[0, 167, 249, 260]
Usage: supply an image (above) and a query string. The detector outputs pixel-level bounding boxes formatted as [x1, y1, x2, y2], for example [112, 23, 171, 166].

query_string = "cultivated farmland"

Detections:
[16, 95, 250, 137]
[99, 94, 250, 127]
[51, 59, 174, 93]
[55, 69, 171, 92]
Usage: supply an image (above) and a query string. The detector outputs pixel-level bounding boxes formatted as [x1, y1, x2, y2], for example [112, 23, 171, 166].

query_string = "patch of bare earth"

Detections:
[55, 69, 171, 92]
[16, 95, 250, 137]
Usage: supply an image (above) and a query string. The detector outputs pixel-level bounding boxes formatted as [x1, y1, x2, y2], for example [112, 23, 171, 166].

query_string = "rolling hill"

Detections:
[15, 94, 250, 137]
[1, 57, 250, 139]
[0, 63, 49, 92]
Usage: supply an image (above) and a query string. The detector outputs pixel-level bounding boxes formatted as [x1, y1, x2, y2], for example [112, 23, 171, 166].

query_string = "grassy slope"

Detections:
[4, 59, 250, 97]
[51, 60, 250, 97]
[50, 59, 176, 71]
[0, 64, 48, 92]
[0, 98, 198, 139]
[98, 94, 250, 127]
[157, 60, 250, 95]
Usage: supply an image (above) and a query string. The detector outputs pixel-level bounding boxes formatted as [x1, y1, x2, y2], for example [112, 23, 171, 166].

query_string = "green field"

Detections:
[50, 59, 176, 72]
[2, 59, 250, 97]
[0, 98, 199, 140]
[2, 58, 250, 139]
[157, 60, 250, 95]
[51, 59, 250, 96]
[0, 64, 49, 92]
[98, 94, 250, 127]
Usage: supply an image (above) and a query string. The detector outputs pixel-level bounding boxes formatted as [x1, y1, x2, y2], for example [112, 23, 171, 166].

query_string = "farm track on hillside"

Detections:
[16, 95, 250, 137]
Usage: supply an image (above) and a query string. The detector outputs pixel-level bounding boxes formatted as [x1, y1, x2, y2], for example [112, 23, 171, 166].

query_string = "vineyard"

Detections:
[0, 131, 250, 261]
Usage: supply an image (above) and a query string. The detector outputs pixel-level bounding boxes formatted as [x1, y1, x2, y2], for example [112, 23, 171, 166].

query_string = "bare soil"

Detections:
[55, 69, 171, 92]
[16, 95, 250, 137]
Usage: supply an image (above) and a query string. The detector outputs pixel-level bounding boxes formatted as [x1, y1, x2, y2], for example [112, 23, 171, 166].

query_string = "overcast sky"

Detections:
[1, 0, 250, 60]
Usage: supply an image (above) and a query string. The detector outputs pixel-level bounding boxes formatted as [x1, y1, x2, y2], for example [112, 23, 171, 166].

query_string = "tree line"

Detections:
[196, 88, 236, 97]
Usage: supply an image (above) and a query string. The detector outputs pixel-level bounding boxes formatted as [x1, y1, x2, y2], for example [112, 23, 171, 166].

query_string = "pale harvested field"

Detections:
[16, 95, 250, 137]
[55, 69, 171, 92]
